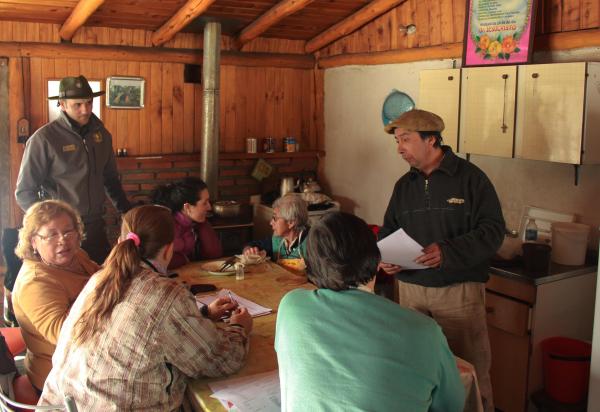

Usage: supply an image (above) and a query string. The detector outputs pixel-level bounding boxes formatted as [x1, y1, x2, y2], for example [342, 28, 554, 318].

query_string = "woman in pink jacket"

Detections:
[151, 177, 222, 269]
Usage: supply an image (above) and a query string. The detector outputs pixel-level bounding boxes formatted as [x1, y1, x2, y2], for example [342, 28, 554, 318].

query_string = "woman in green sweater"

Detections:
[275, 212, 465, 412]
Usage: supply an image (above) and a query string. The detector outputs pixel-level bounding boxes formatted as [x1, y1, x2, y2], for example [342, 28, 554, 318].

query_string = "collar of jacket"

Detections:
[58, 111, 100, 137]
[174, 211, 194, 229]
[408, 145, 459, 180]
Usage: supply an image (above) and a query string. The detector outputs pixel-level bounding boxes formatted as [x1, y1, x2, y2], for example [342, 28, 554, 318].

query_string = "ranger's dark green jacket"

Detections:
[15, 111, 130, 222]
[379, 146, 505, 287]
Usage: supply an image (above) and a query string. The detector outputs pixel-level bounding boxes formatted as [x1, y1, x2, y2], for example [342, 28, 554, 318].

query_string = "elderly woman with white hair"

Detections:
[243, 194, 309, 271]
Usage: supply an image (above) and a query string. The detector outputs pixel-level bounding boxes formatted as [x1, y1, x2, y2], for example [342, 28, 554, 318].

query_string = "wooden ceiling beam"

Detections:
[151, 0, 217, 46]
[59, 0, 105, 41]
[236, 0, 315, 49]
[0, 41, 315, 69]
[305, 0, 408, 54]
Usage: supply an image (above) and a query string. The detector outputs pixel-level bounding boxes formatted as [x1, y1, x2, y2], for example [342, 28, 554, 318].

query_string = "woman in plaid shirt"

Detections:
[40, 205, 252, 410]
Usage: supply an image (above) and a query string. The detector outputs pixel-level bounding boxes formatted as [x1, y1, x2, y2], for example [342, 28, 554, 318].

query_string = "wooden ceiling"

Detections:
[0, 0, 374, 41]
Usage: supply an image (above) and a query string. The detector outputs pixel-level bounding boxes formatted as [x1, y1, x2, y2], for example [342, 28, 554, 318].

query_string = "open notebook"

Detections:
[195, 289, 272, 318]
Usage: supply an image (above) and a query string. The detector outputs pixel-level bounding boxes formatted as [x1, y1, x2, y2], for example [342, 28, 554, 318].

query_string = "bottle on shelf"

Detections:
[525, 218, 538, 242]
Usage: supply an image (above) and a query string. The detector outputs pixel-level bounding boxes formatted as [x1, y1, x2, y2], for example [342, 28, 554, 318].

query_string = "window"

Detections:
[47, 80, 102, 122]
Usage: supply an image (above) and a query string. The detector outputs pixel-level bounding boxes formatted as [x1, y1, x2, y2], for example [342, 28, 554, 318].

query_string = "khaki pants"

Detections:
[397, 280, 494, 412]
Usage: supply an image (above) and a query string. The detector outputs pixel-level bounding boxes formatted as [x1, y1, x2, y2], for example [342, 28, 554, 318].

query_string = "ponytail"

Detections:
[73, 205, 174, 345]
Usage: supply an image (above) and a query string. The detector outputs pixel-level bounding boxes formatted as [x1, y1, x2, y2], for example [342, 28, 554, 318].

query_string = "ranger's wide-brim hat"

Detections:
[48, 75, 105, 100]
[384, 109, 445, 134]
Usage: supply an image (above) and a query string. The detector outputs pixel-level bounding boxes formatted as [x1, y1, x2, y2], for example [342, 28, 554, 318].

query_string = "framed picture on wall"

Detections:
[106, 76, 145, 108]
[462, 0, 537, 67]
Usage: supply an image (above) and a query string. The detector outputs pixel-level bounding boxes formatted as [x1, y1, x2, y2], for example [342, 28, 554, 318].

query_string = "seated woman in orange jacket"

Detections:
[12, 200, 99, 392]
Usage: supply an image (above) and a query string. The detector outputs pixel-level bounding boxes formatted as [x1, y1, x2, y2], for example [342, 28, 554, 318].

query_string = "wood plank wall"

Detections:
[317, 0, 600, 57]
[0, 21, 316, 155]
[0, 21, 318, 226]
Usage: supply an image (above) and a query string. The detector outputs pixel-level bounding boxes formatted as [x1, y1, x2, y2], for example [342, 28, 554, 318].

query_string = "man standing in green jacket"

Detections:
[379, 109, 505, 412]
[16, 76, 131, 264]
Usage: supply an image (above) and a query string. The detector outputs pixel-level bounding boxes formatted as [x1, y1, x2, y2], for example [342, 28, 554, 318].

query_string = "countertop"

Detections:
[490, 256, 598, 285]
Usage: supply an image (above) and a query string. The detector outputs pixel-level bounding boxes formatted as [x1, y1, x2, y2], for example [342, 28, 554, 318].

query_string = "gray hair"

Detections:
[273, 194, 309, 230]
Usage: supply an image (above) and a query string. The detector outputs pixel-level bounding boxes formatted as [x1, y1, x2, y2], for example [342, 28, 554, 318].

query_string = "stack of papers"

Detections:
[209, 370, 280, 412]
[377, 228, 427, 270]
[196, 289, 272, 318]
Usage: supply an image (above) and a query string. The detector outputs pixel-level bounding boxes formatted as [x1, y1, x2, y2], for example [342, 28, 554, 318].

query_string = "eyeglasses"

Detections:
[35, 230, 79, 243]
[271, 215, 284, 222]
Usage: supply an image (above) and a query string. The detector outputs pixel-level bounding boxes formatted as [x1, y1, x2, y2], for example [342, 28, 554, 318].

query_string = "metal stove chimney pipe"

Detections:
[200, 22, 221, 198]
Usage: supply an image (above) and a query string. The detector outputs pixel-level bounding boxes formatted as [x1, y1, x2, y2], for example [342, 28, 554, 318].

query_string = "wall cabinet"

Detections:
[460, 66, 517, 158]
[515, 62, 600, 164]
[418, 68, 460, 152]
[486, 271, 596, 412]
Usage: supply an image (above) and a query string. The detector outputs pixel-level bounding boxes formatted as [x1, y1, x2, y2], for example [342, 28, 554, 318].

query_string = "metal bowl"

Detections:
[213, 200, 241, 217]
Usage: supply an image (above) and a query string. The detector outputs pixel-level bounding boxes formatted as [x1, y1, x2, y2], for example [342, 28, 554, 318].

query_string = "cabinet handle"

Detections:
[448, 76, 454, 81]
[502, 74, 508, 79]
[486, 306, 495, 314]
[532, 73, 539, 78]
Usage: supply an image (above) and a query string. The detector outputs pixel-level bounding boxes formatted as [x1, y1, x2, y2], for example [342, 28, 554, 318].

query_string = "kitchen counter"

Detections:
[490, 260, 597, 285]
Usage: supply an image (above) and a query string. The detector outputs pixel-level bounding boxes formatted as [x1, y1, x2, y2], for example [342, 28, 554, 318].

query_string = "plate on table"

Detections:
[199, 260, 236, 276]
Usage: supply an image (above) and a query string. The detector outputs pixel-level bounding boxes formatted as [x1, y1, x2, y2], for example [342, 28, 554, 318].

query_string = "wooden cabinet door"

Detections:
[488, 326, 530, 412]
[419, 68, 460, 152]
[515, 62, 586, 164]
[460, 66, 517, 157]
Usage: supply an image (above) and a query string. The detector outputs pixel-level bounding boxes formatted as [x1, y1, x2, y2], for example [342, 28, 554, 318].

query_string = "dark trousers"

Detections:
[81, 218, 111, 265]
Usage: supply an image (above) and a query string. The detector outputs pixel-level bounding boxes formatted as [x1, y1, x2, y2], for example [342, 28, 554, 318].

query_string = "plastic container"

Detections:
[540, 337, 591, 404]
[551, 222, 590, 265]
[525, 218, 538, 242]
[522, 243, 551, 274]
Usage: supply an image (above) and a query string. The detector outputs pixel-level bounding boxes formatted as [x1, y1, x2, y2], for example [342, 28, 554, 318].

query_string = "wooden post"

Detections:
[59, 0, 106, 41]
[305, 0, 408, 53]
[151, 0, 217, 46]
[236, 0, 315, 49]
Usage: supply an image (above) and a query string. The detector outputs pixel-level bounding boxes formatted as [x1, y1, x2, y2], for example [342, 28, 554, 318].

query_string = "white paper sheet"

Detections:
[209, 370, 280, 412]
[196, 289, 272, 318]
[377, 228, 428, 270]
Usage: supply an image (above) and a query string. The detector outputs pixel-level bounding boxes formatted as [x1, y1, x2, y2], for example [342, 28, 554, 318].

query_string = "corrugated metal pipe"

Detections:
[201, 22, 221, 198]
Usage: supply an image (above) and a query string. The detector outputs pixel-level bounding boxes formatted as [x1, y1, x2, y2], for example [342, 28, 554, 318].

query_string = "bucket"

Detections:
[551, 222, 590, 265]
[540, 337, 591, 404]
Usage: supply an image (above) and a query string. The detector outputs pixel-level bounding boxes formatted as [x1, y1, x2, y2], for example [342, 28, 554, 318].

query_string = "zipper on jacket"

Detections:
[424, 178, 431, 209]
[82, 138, 93, 216]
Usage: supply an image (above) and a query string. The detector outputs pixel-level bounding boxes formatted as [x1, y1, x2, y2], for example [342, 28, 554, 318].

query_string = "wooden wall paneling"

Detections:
[25, 23, 41, 42]
[369, 12, 393, 52]
[40, 58, 55, 125]
[183, 81, 195, 153]
[67, 59, 81, 77]
[547, 0, 563, 32]
[236, 67, 250, 151]
[439, 0, 455, 44]
[193, 83, 202, 153]
[220, 65, 238, 152]
[414, 0, 431, 47]
[0, 22, 11, 41]
[389, 5, 400, 49]
[248, 67, 266, 142]
[427, 0, 442, 46]
[29, 58, 43, 132]
[150, 62, 163, 155]
[139, 62, 152, 154]
[8, 58, 26, 226]
[313, 68, 324, 151]
[161, 63, 173, 154]
[113, 61, 128, 152]
[562, 0, 581, 31]
[102, 60, 117, 152]
[132, 29, 147, 47]
[127, 61, 141, 155]
[453, 0, 466, 42]
[90, 56, 105, 125]
[400, 0, 417, 48]
[172, 63, 184, 153]
[580, 0, 599, 29]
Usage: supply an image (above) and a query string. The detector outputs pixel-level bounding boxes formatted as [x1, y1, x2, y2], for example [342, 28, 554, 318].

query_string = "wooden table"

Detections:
[178, 260, 483, 412]
[177, 260, 313, 412]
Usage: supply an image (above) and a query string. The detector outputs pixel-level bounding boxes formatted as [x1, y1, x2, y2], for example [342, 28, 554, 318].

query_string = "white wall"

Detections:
[321, 56, 600, 249]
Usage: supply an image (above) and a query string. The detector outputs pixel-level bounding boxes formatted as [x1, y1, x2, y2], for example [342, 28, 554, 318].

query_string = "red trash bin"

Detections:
[540, 336, 591, 404]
